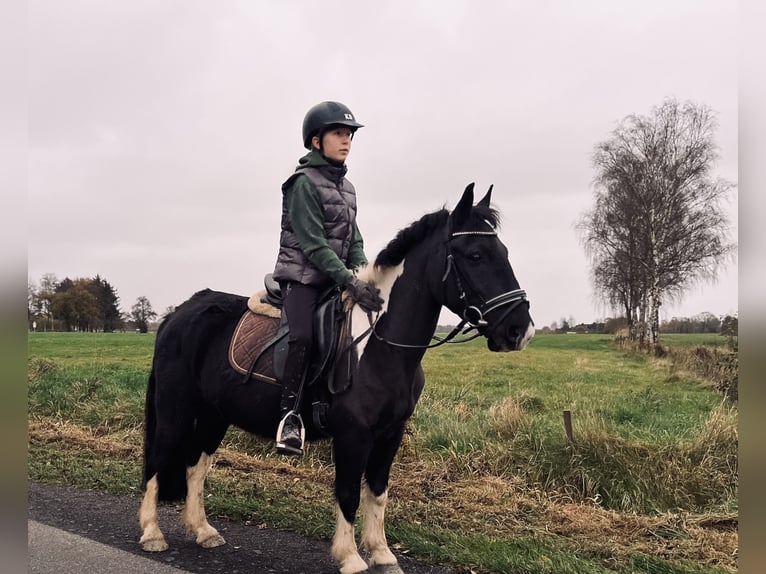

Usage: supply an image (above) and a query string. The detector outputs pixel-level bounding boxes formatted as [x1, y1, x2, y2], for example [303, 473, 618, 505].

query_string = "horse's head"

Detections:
[442, 183, 535, 351]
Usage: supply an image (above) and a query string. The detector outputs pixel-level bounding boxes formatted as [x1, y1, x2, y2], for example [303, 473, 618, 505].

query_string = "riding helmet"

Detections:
[302, 101, 364, 149]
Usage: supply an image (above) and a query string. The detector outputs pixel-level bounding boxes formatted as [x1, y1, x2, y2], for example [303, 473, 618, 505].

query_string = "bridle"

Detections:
[366, 226, 529, 350]
[442, 228, 529, 328]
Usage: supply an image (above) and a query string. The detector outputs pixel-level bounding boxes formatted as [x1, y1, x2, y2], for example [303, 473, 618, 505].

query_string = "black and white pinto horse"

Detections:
[139, 184, 534, 574]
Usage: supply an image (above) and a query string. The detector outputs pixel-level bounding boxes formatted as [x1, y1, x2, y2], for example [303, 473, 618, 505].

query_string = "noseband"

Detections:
[367, 227, 529, 350]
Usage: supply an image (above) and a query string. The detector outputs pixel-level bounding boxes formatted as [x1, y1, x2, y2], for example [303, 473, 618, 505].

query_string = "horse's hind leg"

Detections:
[139, 475, 168, 552]
[182, 451, 226, 548]
[182, 409, 229, 548]
[361, 426, 406, 572]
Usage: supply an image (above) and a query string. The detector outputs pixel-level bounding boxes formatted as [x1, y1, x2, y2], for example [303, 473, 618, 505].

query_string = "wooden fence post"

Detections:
[563, 410, 574, 443]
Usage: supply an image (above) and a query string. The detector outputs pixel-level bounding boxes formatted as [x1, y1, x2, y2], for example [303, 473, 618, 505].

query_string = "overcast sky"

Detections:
[27, 0, 738, 328]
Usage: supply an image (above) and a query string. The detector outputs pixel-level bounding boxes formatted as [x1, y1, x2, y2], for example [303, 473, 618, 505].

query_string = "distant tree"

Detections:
[51, 278, 100, 331]
[87, 275, 122, 331]
[131, 296, 157, 333]
[56, 277, 75, 293]
[36, 273, 59, 330]
[29, 273, 122, 331]
[579, 98, 736, 346]
[661, 317, 689, 334]
[696, 311, 721, 334]
[578, 320, 606, 334]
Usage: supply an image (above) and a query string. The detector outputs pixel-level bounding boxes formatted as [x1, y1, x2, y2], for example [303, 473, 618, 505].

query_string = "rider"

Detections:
[272, 101, 384, 455]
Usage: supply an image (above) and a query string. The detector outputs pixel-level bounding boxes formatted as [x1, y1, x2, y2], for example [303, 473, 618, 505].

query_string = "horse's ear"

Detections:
[477, 184, 493, 208]
[452, 182, 475, 227]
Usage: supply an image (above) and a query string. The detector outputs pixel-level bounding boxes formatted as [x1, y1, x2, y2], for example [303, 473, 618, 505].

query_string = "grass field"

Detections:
[28, 331, 738, 573]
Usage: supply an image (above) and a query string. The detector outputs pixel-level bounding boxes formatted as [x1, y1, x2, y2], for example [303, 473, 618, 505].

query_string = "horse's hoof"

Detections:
[368, 547, 399, 569]
[339, 554, 370, 574]
[198, 533, 226, 548]
[369, 565, 404, 574]
[141, 538, 169, 552]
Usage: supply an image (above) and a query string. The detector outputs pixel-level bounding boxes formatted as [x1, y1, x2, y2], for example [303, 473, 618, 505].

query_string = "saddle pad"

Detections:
[228, 310, 282, 385]
[247, 290, 281, 318]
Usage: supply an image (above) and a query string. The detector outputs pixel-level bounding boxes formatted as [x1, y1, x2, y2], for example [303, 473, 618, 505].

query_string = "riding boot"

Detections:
[275, 344, 308, 455]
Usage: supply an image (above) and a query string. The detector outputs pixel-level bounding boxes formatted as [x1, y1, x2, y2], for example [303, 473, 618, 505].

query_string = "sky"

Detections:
[27, 0, 739, 329]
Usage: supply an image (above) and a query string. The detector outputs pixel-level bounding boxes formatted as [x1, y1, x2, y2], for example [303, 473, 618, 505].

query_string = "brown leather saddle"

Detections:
[228, 275, 357, 428]
[228, 308, 285, 387]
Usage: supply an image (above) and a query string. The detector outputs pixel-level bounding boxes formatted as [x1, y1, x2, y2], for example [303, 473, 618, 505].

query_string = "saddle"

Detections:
[228, 275, 358, 430]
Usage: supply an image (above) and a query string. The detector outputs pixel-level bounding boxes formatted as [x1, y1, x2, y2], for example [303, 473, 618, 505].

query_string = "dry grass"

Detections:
[488, 396, 530, 439]
[28, 416, 738, 572]
[666, 346, 739, 401]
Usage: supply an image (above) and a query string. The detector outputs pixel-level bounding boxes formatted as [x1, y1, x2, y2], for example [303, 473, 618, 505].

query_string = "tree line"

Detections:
[31, 271, 737, 339]
[27, 273, 159, 333]
[536, 313, 738, 338]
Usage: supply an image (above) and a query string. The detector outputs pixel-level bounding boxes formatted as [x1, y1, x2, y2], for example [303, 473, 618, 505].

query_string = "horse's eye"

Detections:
[468, 252, 482, 262]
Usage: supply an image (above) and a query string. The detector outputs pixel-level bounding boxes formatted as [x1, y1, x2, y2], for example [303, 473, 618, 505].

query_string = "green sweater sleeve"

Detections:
[347, 223, 368, 269]
[286, 176, 355, 286]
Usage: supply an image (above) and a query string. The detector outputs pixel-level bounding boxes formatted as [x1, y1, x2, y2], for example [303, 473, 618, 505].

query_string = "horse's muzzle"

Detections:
[486, 320, 535, 352]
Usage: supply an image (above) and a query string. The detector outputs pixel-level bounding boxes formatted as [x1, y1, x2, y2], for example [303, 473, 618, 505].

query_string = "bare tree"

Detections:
[37, 273, 59, 331]
[579, 99, 736, 345]
[131, 296, 157, 333]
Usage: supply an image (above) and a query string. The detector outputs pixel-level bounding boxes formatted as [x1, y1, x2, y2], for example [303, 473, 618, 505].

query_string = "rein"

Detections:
[369, 312, 483, 350]
[364, 227, 529, 350]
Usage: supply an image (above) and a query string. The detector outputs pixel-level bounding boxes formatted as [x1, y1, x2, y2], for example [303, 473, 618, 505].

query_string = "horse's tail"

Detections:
[142, 320, 190, 501]
[141, 364, 158, 490]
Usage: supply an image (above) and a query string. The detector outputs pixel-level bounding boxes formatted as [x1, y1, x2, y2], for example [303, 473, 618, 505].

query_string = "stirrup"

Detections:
[275, 411, 305, 455]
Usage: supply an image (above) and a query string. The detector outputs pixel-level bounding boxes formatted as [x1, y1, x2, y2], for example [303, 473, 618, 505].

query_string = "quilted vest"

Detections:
[273, 164, 358, 286]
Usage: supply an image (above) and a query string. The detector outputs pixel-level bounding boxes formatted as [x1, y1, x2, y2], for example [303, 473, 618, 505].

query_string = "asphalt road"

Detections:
[28, 482, 462, 574]
[29, 520, 190, 574]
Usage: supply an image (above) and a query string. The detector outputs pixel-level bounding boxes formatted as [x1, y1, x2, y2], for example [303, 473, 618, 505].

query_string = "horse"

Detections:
[139, 183, 535, 574]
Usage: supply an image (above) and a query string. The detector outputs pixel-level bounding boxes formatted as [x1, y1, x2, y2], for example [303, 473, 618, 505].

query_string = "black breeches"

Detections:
[280, 281, 320, 348]
[278, 281, 321, 399]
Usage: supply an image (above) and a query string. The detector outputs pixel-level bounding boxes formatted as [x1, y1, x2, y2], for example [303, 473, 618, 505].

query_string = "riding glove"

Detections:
[345, 277, 384, 313]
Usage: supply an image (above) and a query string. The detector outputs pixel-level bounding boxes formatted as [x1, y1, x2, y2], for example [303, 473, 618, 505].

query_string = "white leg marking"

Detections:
[139, 475, 168, 552]
[361, 483, 398, 568]
[331, 504, 368, 574]
[181, 452, 226, 548]
[353, 263, 404, 358]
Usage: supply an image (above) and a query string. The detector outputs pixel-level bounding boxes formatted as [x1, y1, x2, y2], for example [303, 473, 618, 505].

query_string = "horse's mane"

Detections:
[374, 205, 500, 268]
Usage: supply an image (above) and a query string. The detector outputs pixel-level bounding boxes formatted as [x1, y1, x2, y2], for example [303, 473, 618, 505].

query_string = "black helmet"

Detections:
[302, 101, 364, 149]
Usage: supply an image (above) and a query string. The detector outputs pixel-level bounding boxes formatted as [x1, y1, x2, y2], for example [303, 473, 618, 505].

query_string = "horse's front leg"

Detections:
[361, 426, 406, 573]
[181, 452, 226, 548]
[332, 432, 372, 574]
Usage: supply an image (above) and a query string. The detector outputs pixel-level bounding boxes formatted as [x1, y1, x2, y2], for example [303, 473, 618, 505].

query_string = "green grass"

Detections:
[27, 331, 155, 366]
[27, 331, 737, 574]
[416, 333, 721, 449]
[28, 332, 151, 432]
[408, 334, 735, 515]
[659, 333, 730, 348]
[387, 523, 615, 574]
